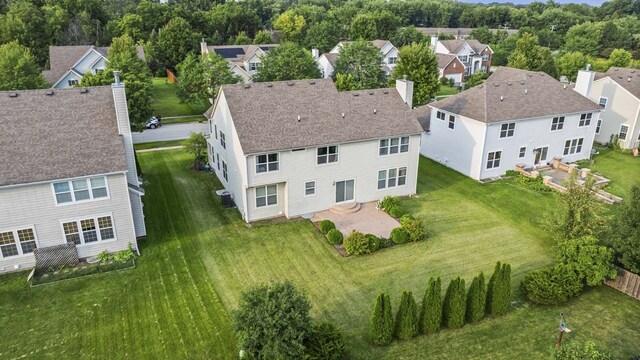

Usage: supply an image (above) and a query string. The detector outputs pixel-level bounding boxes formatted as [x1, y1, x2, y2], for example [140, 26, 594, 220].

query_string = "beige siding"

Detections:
[246, 183, 287, 221]
[590, 79, 640, 149]
[0, 173, 137, 273]
[129, 191, 146, 237]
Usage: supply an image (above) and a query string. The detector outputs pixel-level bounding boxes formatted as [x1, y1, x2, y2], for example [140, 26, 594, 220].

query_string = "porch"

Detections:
[310, 201, 399, 239]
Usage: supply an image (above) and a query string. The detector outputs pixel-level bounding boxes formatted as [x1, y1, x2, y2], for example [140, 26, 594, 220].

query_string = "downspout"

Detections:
[477, 123, 489, 181]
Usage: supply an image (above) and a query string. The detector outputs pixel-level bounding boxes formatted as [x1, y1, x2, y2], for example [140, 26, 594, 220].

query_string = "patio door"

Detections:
[335, 180, 355, 203]
[534, 147, 548, 166]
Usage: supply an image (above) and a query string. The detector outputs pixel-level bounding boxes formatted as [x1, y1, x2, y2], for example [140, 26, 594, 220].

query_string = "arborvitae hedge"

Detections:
[369, 293, 393, 345]
[442, 277, 466, 329]
[394, 291, 418, 340]
[419, 277, 442, 334]
[486, 262, 511, 316]
[466, 272, 486, 323]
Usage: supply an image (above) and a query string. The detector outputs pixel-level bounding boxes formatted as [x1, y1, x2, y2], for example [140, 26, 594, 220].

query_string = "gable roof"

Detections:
[595, 67, 640, 100]
[214, 79, 423, 154]
[424, 67, 600, 124]
[439, 39, 490, 54]
[322, 53, 339, 68]
[207, 44, 278, 63]
[0, 86, 127, 187]
[417, 27, 519, 38]
[437, 53, 463, 69]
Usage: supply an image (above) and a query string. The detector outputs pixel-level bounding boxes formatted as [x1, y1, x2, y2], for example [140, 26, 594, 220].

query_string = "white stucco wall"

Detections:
[589, 78, 640, 149]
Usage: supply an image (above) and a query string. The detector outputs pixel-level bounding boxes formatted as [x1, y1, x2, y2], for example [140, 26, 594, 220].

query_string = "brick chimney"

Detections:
[111, 71, 139, 185]
[396, 76, 414, 109]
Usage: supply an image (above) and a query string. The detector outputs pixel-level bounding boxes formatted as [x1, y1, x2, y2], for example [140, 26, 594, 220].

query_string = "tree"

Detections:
[350, 14, 378, 40]
[391, 27, 426, 47]
[305, 20, 343, 53]
[465, 73, 486, 88]
[234, 282, 311, 359]
[508, 33, 557, 77]
[255, 42, 321, 82]
[557, 51, 589, 82]
[304, 322, 347, 360]
[442, 277, 466, 329]
[565, 22, 604, 57]
[253, 30, 273, 44]
[369, 292, 393, 345]
[553, 341, 613, 360]
[184, 131, 208, 170]
[155, 17, 199, 70]
[206, 2, 261, 43]
[609, 186, 640, 273]
[0, 41, 48, 90]
[419, 277, 442, 334]
[608, 49, 633, 68]
[176, 53, 240, 106]
[466, 272, 486, 323]
[521, 265, 584, 305]
[334, 40, 387, 90]
[486, 262, 511, 316]
[273, 10, 306, 43]
[469, 26, 495, 45]
[390, 43, 440, 107]
[556, 236, 616, 286]
[394, 291, 418, 340]
[233, 31, 252, 45]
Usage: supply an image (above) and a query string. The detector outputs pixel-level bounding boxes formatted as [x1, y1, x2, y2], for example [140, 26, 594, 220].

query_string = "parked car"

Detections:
[145, 116, 162, 129]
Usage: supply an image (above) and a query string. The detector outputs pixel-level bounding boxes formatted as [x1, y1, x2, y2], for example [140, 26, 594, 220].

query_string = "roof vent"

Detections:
[287, 82, 294, 86]
[382, 90, 389, 94]
[369, 91, 374, 95]
[297, 115, 301, 122]
[631, 70, 636, 74]
[244, 84, 251, 89]
[266, 83, 273, 87]
[539, 73, 544, 76]
[45, 90, 54, 96]
[373, 109, 377, 114]
[563, 84, 567, 89]
[479, 84, 484, 88]
[507, 82, 512, 86]
[520, 81, 525, 85]
[8, 92, 18, 98]
[629, 77, 632, 82]
[525, 89, 528, 94]
[527, 74, 532, 77]
[618, 76, 623, 79]
[309, 80, 315, 85]
[500, 96, 504, 101]
[353, 93, 359, 97]
[80, 88, 89, 94]
[493, 83, 499, 87]
[341, 112, 345, 118]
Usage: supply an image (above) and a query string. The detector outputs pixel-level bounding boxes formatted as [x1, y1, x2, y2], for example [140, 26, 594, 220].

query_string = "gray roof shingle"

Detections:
[437, 53, 457, 68]
[596, 67, 640, 100]
[0, 86, 127, 187]
[217, 79, 424, 154]
[422, 67, 600, 123]
[439, 39, 489, 54]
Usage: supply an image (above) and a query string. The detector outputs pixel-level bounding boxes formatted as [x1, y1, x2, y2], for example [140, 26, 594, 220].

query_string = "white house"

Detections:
[200, 41, 278, 82]
[42, 45, 145, 89]
[575, 67, 640, 150]
[416, 67, 601, 180]
[205, 78, 423, 222]
[318, 40, 399, 78]
[416, 27, 518, 40]
[0, 74, 146, 273]
[431, 38, 492, 76]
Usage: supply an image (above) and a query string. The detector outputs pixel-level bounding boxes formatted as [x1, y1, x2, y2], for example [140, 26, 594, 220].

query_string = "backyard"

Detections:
[150, 77, 208, 121]
[1, 151, 639, 359]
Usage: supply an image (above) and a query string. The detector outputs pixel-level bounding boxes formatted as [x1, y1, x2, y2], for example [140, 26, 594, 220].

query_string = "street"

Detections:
[132, 122, 209, 144]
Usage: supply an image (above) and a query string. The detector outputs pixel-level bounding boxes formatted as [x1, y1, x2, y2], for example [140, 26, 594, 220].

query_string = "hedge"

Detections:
[327, 229, 344, 245]
[319, 220, 336, 234]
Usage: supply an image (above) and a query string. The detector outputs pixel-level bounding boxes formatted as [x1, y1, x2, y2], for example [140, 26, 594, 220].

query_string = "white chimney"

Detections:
[574, 65, 595, 99]
[396, 76, 414, 109]
[111, 72, 139, 184]
[311, 48, 320, 58]
[200, 38, 208, 54]
[430, 35, 438, 50]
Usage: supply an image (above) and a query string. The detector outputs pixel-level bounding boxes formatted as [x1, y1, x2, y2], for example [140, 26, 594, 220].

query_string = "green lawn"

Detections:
[577, 146, 640, 197]
[163, 115, 206, 125]
[1, 153, 639, 359]
[151, 77, 209, 117]
[436, 85, 459, 97]
[134, 139, 185, 151]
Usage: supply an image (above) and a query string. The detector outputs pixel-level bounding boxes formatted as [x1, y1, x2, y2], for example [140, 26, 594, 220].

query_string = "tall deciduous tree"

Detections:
[176, 52, 241, 105]
[155, 17, 199, 70]
[391, 27, 426, 47]
[0, 41, 48, 90]
[394, 291, 418, 340]
[390, 43, 440, 107]
[608, 186, 640, 273]
[442, 277, 466, 329]
[255, 42, 321, 82]
[305, 20, 343, 53]
[556, 236, 616, 286]
[184, 131, 207, 170]
[419, 277, 442, 334]
[350, 13, 378, 40]
[507, 33, 557, 77]
[466, 272, 486, 323]
[334, 40, 387, 90]
[369, 292, 393, 345]
[608, 49, 633, 68]
[273, 10, 306, 43]
[565, 22, 604, 57]
[253, 30, 273, 44]
[557, 51, 589, 82]
[234, 282, 311, 359]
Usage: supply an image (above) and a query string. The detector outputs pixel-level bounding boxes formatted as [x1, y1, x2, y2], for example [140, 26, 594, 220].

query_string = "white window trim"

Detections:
[377, 166, 408, 190]
[255, 184, 278, 208]
[52, 176, 110, 206]
[619, 125, 629, 140]
[550, 116, 565, 132]
[486, 150, 502, 170]
[518, 146, 527, 159]
[378, 136, 409, 156]
[563, 138, 585, 155]
[0, 225, 39, 258]
[222, 161, 228, 182]
[578, 113, 593, 128]
[598, 97, 608, 109]
[436, 111, 446, 121]
[595, 119, 602, 134]
[220, 131, 226, 149]
[59, 213, 117, 247]
[499, 122, 516, 139]
[316, 145, 339, 166]
[448, 115, 456, 131]
[255, 153, 280, 174]
[304, 180, 316, 197]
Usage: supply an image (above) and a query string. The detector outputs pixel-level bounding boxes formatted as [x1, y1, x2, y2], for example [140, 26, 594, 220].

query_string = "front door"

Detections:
[335, 180, 355, 203]
[534, 147, 548, 166]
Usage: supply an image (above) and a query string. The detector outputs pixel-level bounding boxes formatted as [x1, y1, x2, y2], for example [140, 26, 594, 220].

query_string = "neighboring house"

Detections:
[319, 39, 399, 78]
[575, 67, 640, 150]
[437, 54, 465, 84]
[200, 40, 278, 83]
[431, 38, 492, 76]
[416, 27, 518, 40]
[317, 53, 338, 79]
[42, 45, 146, 89]
[0, 75, 146, 273]
[416, 67, 601, 181]
[205, 78, 423, 222]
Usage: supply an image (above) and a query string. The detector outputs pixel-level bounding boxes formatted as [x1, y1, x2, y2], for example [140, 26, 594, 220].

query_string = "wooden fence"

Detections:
[166, 69, 178, 84]
[605, 267, 640, 300]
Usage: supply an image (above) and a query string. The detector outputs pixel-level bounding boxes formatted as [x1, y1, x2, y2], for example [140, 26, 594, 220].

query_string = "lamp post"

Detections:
[556, 312, 571, 348]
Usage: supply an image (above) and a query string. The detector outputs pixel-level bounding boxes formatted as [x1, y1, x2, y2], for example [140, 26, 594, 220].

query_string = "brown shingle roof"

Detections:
[436, 54, 457, 68]
[218, 79, 423, 154]
[598, 67, 640, 100]
[0, 86, 127, 187]
[439, 39, 489, 54]
[422, 67, 600, 124]
[323, 53, 339, 68]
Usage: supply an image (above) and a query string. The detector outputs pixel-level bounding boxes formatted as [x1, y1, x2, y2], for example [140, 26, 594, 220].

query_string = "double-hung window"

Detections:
[579, 113, 592, 127]
[68, 79, 78, 86]
[305, 181, 315, 196]
[53, 176, 108, 205]
[222, 161, 228, 181]
[220, 131, 226, 149]
[448, 115, 456, 130]
[436, 111, 446, 121]
[0, 228, 37, 258]
[518, 146, 527, 158]
[388, 57, 398, 65]
[595, 120, 602, 134]
[214, 124, 218, 139]
[551, 117, 565, 131]
[379, 137, 409, 155]
[317, 146, 338, 164]
[459, 55, 468, 63]
[619, 125, 629, 140]
[249, 62, 260, 71]
[377, 167, 407, 189]
[256, 153, 279, 173]
[482, 54, 489, 61]
[499, 123, 515, 138]
[486, 151, 501, 169]
[598, 97, 607, 109]
[62, 215, 115, 246]
[563, 138, 584, 155]
[255, 185, 277, 207]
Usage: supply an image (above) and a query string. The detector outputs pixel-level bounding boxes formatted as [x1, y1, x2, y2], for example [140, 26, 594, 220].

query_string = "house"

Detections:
[0, 73, 146, 273]
[431, 38, 492, 76]
[416, 67, 601, 181]
[574, 67, 640, 150]
[416, 27, 518, 40]
[200, 40, 278, 82]
[318, 40, 399, 78]
[205, 78, 423, 222]
[437, 54, 465, 84]
[42, 45, 146, 89]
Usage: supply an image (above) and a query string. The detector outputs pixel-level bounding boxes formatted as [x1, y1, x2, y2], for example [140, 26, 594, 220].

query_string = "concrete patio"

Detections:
[310, 201, 399, 239]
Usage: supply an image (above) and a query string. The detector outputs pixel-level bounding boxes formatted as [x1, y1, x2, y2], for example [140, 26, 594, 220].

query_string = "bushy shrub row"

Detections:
[327, 229, 343, 245]
[343, 231, 379, 255]
[319, 220, 336, 234]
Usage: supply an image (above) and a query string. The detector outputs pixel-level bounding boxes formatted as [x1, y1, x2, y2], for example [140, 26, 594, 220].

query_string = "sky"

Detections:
[458, 0, 606, 5]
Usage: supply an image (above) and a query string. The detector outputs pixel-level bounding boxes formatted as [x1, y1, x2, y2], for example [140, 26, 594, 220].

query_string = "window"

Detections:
[458, 55, 468, 62]
[62, 215, 115, 246]
[379, 137, 409, 155]
[448, 115, 455, 130]
[619, 125, 629, 140]
[317, 146, 338, 164]
[595, 119, 602, 134]
[563, 138, 584, 155]
[249, 62, 260, 71]
[222, 161, 228, 181]
[256, 185, 277, 207]
[500, 123, 516, 138]
[256, 153, 279, 173]
[388, 57, 398, 65]
[518, 146, 527, 158]
[0, 228, 37, 258]
[209, 144, 215, 163]
[486, 151, 501, 169]
[68, 79, 78, 86]
[216, 154, 220, 170]
[579, 113, 592, 127]
[598, 97, 607, 109]
[220, 131, 226, 149]
[436, 111, 446, 121]
[551, 117, 565, 131]
[53, 177, 108, 205]
[214, 124, 218, 139]
[377, 167, 407, 189]
[482, 54, 489, 61]
[305, 181, 315, 196]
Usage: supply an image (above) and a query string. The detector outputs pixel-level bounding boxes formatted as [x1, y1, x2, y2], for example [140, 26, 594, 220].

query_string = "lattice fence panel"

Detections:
[34, 243, 79, 271]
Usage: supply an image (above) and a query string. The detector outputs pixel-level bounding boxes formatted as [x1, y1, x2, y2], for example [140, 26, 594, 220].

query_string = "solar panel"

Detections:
[214, 48, 245, 59]
[258, 46, 275, 52]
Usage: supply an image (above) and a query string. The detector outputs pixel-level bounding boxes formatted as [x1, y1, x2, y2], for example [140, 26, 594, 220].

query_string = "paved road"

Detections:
[132, 122, 208, 144]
